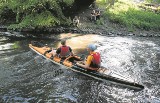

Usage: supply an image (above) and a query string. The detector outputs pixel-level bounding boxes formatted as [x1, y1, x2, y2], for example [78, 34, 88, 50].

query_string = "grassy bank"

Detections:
[97, 0, 160, 31]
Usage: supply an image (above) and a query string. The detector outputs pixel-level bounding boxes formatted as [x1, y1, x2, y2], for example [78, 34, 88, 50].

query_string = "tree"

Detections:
[0, 0, 75, 29]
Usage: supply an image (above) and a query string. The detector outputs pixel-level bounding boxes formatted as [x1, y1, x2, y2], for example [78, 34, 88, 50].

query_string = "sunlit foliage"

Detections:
[0, 0, 74, 30]
[145, 0, 160, 3]
[103, 0, 160, 30]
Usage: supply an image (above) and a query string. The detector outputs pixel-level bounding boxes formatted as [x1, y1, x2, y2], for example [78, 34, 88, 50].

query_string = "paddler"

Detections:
[76, 44, 101, 71]
[49, 39, 74, 59]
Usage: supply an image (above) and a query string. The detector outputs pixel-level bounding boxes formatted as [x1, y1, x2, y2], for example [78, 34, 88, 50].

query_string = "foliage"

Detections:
[96, 0, 108, 4]
[104, 0, 160, 30]
[96, 0, 118, 8]
[0, 0, 74, 29]
[96, 18, 105, 25]
[145, 0, 160, 3]
[63, 0, 74, 6]
[8, 11, 61, 30]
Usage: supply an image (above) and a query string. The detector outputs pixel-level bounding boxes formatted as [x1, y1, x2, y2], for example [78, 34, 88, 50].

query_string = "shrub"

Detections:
[0, 0, 74, 29]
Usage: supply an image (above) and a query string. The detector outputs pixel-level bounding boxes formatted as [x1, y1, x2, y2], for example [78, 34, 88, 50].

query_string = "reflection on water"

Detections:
[0, 34, 160, 103]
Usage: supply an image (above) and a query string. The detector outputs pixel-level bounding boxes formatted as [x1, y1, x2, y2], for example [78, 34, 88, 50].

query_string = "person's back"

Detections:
[49, 39, 73, 59]
[59, 45, 70, 57]
[56, 39, 73, 58]
[88, 52, 101, 68]
[86, 44, 101, 69]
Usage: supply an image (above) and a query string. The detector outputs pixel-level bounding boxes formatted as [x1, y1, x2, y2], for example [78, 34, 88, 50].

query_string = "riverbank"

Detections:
[0, 1, 160, 38]
[1, 13, 160, 39]
[0, 20, 160, 40]
[76, 0, 160, 37]
[78, 18, 160, 37]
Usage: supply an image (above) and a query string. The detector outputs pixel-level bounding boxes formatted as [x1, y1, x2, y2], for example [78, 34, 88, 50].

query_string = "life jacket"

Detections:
[90, 52, 101, 68]
[60, 46, 70, 57]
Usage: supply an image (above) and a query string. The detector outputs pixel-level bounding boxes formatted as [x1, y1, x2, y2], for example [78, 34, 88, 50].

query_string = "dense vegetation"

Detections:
[0, 0, 160, 31]
[145, 0, 160, 3]
[97, 0, 160, 31]
[0, 0, 74, 30]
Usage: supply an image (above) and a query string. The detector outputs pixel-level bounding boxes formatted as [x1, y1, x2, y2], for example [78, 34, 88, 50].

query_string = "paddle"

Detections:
[79, 54, 86, 60]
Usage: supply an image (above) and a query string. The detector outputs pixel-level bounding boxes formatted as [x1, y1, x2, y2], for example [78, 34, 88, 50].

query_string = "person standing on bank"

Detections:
[95, 8, 101, 20]
[73, 16, 80, 27]
[76, 44, 101, 71]
[49, 39, 74, 59]
[91, 10, 96, 21]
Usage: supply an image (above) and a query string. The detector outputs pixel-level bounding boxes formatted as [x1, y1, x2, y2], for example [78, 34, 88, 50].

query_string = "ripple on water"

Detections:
[0, 35, 160, 103]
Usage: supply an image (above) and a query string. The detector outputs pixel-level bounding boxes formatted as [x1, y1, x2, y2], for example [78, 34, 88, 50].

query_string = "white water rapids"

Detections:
[0, 34, 160, 103]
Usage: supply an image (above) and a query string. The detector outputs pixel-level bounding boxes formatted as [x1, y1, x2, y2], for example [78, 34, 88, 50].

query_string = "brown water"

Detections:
[0, 33, 160, 103]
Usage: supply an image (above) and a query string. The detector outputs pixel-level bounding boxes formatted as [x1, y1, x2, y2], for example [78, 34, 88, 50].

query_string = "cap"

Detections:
[88, 44, 97, 51]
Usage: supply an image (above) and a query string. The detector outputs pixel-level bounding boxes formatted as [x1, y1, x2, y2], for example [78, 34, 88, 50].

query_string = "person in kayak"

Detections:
[76, 44, 101, 70]
[49, 39, 74, 59]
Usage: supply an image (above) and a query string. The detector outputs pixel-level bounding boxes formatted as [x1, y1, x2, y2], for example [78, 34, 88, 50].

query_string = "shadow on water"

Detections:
[0, 34, 160, 102]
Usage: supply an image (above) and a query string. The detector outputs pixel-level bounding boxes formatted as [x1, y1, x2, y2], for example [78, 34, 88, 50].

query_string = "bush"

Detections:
[96, 18, 105, 25]
[0, 0, 74, 29]
[8, 11, 61, 30]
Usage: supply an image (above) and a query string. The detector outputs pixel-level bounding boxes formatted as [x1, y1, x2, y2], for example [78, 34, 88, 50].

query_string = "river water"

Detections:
[0, 33, 160, 103]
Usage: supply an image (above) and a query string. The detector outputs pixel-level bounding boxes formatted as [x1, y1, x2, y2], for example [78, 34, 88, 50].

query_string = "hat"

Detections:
[88, 44, 97, 51]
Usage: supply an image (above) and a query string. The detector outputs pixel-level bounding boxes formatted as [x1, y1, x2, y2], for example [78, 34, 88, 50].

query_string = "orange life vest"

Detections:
[90, 52, 101, 68]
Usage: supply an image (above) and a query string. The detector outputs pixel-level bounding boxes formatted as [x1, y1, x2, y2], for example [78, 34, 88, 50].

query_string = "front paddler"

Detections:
[76, 44, 101, 71]
[49, 39, 74, 59]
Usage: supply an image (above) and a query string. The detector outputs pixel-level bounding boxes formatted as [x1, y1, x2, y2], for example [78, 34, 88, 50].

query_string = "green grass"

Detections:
[100, 0, 160, 30]
[108, 7, 160, 30]
[145, 0, 160, 3]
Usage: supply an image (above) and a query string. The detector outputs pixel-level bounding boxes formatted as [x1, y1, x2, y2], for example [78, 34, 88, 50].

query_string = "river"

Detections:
[0, 33, 160, 103]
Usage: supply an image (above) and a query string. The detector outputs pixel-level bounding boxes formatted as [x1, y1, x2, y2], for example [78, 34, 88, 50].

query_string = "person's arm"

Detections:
[53, 48, 60, 57]
[53, 53, 58, 57]
[97, 11, 100, 15]
[70, 51, 74, 56]
[69, 47, 74, 56]
[91, 12, 93, 16]
[77, 62, 90, 69]
[76, 55, 92, 69]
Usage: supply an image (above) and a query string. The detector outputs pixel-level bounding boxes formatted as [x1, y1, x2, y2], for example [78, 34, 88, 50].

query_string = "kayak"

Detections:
[29, 41, 144, 90]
